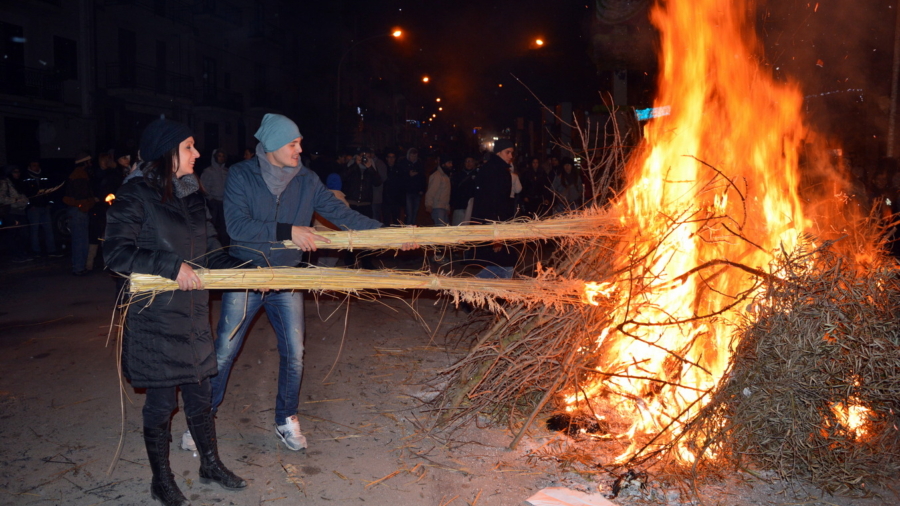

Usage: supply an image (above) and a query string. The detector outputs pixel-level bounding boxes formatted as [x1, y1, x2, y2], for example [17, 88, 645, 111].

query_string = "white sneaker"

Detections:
[275, 415, 307, 451]
[180, 428, 196, 452]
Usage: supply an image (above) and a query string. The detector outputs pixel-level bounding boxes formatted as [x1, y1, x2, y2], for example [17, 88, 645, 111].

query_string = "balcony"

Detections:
[101, 0, 194, 26]
[197, 86, 243, 111]
[192, 0, 242, 26]
[105, 62, 193, 100]
[247, 88, 277, 109]
[0, 63, 63, 102]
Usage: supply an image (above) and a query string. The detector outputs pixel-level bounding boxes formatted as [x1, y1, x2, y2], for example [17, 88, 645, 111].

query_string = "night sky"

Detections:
[6, 1, 894, 159]
[293, 0, 900, 157]
[297, 0, 600, 136]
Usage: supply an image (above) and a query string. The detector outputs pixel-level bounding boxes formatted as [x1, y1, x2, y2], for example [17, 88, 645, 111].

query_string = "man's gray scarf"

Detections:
[256, 142, 300, 197]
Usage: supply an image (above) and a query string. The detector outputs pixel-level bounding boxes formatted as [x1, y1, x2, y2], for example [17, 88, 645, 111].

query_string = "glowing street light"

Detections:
[535, 38, 544, 46]
[436, 97, 441, 102]
[392, 29, 402, 38]
[422, 76, 430, 83]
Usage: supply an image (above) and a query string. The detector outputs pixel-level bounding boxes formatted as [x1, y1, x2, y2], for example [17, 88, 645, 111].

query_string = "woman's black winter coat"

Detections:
[471, 153, 514, 223]
[104, 176, 242, 388]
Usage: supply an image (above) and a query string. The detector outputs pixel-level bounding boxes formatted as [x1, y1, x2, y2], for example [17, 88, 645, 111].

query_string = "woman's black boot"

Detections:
[144, 422, 190, 506]
[186, 412, 247, 490]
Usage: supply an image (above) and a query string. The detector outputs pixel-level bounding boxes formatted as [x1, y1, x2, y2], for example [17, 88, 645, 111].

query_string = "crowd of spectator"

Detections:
[1, 137, 594, 280]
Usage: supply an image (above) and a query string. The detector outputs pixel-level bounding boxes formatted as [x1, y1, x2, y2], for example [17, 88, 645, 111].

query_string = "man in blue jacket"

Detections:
[189, 113, 384, 452]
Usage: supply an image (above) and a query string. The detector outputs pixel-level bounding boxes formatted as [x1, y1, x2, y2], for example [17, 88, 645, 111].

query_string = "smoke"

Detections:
[760, 0, 898, 159]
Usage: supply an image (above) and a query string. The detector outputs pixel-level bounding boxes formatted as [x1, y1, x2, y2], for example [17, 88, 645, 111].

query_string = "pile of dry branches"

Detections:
[431, 112, 900, 493]
[436, 211, 900, 493]
[433, 113, 627, 443]
[682, 240, 900, 493]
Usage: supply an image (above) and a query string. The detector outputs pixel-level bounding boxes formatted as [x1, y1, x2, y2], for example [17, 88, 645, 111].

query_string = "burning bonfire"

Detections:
[437, 0, 900, 494]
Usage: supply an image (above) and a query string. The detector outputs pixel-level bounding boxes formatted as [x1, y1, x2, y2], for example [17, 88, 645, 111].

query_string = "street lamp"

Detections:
[335, 29, 402, 151]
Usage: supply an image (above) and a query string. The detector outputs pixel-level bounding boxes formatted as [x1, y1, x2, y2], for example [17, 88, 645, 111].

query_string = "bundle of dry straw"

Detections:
[128, 266, 589, 312]
[277, 210, 619, 250]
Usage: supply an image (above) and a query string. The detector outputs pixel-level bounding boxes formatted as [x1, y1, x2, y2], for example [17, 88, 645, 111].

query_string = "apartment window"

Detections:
[253, 63, 265, 94]
[1, 21, 25, 66]
[153, 0, 167, 17]
[53, 36, 77, 80]
[155, 41, 167, 93]
[118, 28, 136, 87]
[202, 56, 217, 94]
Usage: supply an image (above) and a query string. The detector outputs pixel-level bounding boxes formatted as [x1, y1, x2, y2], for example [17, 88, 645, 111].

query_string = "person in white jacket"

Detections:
[424, 155, 452, 226]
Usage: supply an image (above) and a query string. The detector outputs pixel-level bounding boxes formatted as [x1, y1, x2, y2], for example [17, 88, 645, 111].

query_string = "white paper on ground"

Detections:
[524, 487, 618, 506]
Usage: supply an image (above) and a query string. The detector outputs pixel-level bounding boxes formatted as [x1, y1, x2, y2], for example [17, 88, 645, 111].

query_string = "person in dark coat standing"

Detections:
[104, 118, 246, 506]
[450, 155, 478, 226]
[398, 148, 426, 224]
[20, 159, 61, 257]
[471, 139, 515, 223]
[470, 139, 518, 278]
[381, 150, 405, 225]
[63, 153, 97, 275]
[340, 147, 382, 218]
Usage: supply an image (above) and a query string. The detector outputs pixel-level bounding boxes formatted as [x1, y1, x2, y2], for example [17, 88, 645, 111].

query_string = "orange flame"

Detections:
[568, 0, 836, 462]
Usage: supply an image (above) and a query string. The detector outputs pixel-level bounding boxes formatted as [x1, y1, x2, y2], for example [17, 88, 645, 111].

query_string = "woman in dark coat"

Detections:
[104, 118, 246, 506]
[551, 157, 584, 213]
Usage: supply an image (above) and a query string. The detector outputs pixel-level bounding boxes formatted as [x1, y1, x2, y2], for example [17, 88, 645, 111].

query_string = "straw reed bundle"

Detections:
[277, 211, 619, 250]
[128, 266, 590, 311]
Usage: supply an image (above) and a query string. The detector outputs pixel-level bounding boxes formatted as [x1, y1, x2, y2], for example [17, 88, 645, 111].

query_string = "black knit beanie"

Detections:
[140, 118, 193, 162]
[493, 139, 514, 153]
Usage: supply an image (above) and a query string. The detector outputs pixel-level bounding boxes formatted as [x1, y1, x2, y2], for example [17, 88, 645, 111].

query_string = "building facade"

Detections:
[1, 0, 300, 166]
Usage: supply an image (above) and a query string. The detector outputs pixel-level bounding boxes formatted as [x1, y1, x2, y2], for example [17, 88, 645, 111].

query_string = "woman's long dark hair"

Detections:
[142, 145, 180, 202]
[559, 162, 580, 187]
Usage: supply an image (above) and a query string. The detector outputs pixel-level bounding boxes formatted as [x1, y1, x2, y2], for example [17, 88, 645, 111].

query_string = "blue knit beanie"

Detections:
[254, 113, 302, 152]
[140, 118, 193, 162]
[326, 172, 342, 191]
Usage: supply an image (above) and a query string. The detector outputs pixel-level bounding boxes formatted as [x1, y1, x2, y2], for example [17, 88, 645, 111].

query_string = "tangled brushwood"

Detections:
[436, 208, 900, 493]
[682, 240, 900, 494]
[432, 111, 900, 493]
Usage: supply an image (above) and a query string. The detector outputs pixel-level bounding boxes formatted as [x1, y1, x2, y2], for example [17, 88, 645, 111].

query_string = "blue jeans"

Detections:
[27, 206, 56, 254]
[476, 265, 514, 279]
[68, 207, 89, 273]
[211, 290, 305, 424]
[406, 193, 422, 225]
[431, 208, 449, 226]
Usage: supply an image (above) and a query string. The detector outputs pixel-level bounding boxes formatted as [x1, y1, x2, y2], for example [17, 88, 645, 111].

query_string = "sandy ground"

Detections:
[2, 256, 899, 506]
